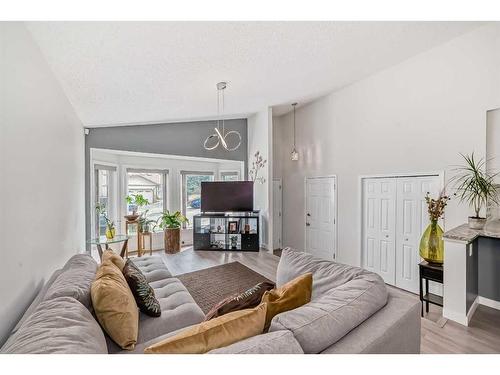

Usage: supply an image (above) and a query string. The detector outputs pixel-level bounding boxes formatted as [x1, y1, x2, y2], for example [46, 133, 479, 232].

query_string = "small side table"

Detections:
[139, 231, 153, 256]
[87, 235, 129, 261]
[419, 261, 444, 317]
[125, 219, 141, 257]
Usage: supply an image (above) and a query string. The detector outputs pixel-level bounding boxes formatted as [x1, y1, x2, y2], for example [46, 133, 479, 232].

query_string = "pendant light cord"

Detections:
[293, 103, 297, 148]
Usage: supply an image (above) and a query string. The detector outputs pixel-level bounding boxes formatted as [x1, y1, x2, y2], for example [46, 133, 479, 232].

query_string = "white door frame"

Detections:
[272, 178, 283, 250]
[304, 175, 338, 260]
[358, 171, 445, 268]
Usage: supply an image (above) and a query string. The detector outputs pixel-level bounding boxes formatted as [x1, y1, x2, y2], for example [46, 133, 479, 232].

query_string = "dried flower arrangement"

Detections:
[424, 190, 452, 221]
[249, 151, 267, 184]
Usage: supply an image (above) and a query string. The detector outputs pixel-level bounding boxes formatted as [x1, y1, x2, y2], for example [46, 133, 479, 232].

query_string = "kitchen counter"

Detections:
[443, 223, 500, 243]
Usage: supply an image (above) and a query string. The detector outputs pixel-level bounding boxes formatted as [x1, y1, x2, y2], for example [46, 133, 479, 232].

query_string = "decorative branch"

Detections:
[249, 151, 267, 184]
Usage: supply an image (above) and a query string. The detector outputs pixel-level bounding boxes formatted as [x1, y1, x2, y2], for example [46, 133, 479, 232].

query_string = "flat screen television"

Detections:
[201, 181, 254, 212]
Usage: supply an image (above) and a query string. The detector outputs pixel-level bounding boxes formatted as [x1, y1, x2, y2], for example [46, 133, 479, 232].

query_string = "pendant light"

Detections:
[203, 82, 242, 151]
[291, 102, 299, 161]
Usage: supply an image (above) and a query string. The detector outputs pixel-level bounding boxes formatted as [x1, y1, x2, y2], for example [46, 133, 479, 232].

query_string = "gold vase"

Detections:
[105, 227, 115, 240]
[419, 220, 444, 264]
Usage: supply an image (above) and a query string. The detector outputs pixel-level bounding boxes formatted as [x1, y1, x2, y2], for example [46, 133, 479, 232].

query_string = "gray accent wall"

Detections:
[85, 119, 248, 245]
[478, 237, 500, 302]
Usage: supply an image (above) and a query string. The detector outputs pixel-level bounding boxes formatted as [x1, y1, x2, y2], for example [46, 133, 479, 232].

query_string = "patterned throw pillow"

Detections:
[122, 259, 161, 317]
[205, 281, 275, 321]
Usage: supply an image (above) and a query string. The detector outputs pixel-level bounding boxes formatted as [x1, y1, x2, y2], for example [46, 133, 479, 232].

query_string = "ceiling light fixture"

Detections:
[291, 103, 299, 161]
[203, 82, 242, 152]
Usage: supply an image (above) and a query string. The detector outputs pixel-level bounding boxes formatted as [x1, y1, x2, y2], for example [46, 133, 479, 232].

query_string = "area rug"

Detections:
[177, 262, 274, 314]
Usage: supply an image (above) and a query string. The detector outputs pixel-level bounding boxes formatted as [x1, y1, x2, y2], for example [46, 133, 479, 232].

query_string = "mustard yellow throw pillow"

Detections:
[144, 303, 267, 354]
[261, 273, 312, 331]
[91, 260, 139, 350]
[101, 249, 125, 271]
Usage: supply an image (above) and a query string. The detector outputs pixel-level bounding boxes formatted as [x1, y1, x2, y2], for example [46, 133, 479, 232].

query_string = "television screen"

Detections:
[201, 181, 254, 212]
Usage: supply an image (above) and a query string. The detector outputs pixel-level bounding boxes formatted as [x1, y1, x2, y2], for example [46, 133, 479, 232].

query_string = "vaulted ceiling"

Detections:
[26, 21, 484, 127]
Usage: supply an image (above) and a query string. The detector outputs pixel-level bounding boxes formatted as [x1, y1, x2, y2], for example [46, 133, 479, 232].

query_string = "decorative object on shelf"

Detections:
[125, 193, 149, 221]
[290, 102, 299, 161]
[228, 221, 239, 234]
[217, 225, 222, 233]
[203, 82, 241, 152]
[244, 223, 251, 234]
[451, 153, 499, 229]
[137, 210, 155, 234]
[419, 191, 451, 265]
[230, 235, 238, 249]
[249, 151, 267, 184]
[95, 203, 116, 239]
[157, 210, 188, 254]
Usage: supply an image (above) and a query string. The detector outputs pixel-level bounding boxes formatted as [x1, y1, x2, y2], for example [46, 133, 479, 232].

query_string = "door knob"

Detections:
[307, 213, 311, 217]
[385, 235, 389, 238]
[405, 238, 409, 241]
[306, 223, 311, 226]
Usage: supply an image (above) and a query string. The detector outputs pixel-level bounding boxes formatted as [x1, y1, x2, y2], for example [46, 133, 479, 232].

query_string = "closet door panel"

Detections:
[363, 179, 380, 274]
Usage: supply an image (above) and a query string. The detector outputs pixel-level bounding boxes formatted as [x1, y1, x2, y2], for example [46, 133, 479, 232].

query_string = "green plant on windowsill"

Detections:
[125, 193, 149, 218]
[95, 203, 115, 239]
[156, 211, 188, 254]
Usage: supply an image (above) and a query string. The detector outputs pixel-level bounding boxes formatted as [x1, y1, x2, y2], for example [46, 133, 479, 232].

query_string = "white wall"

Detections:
[248, 109, 273, 249]
[0, 23, 85, 344]
[273, 24, 500, 267]
[486, 108, 500, 183]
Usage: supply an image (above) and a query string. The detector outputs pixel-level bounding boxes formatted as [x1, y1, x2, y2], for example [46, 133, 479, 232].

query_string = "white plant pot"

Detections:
[468, 217, 486, 230]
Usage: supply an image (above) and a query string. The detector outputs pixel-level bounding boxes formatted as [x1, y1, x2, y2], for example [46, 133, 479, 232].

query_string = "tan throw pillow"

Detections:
[261, 273, 312, 331]
[144, 303, 267, 354]
[91, 260, 139, 350]
[101, 249, 125, 271]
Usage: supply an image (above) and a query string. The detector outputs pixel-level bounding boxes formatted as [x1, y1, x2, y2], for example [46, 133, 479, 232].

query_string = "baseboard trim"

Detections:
[478, 296, 500, 311]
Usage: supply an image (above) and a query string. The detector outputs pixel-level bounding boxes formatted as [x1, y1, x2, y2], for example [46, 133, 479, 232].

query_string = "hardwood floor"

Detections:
[155, 248, 500, 354]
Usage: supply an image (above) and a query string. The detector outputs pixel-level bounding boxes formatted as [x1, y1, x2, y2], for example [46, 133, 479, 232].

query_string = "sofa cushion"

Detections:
[123, 259, 161, 317]
[0, 297, 107, 354]
[277, 247, 381, 299]
[131, 256, 172, 283]
[43, 254, 97, 309]
[91, 260, 139, 350]
[270, 249, 388, 353]
[208, 330, 304, 354]
[261, 273, 312, 331]
[9, 269, 63, 336]
[144, 303, 267, 354]
[137, 277, 205, 344]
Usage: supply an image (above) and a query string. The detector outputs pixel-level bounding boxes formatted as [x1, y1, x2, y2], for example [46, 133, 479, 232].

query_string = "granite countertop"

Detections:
[443, 223, 500, 243]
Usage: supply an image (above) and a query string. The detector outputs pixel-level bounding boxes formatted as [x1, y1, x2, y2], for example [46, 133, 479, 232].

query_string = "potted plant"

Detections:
[419, 191, 451, 264]
[95, 203, 116, 239]
[125, 194, 149, 221]
[157, 210, 188, 254]
[138, 210, 156, 233]
[452, 153, 499, 229]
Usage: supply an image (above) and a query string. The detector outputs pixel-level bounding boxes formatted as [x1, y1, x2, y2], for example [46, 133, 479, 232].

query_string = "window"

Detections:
[220, 171, 240, 181]
[94, 164, 116, 237]
[126, 169, 168, 224]
[181, 171, 214, 228]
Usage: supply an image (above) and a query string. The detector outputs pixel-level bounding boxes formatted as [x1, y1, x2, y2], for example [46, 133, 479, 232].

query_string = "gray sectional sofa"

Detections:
[1, 248, 421, 354]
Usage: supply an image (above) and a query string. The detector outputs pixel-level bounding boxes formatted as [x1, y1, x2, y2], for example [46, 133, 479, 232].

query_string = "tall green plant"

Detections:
[156, 210, 188, 229]
[451, 153, 499, 218]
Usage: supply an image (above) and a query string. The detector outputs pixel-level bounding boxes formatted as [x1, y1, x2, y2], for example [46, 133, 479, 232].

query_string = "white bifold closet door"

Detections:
[362, 175, 441, 293]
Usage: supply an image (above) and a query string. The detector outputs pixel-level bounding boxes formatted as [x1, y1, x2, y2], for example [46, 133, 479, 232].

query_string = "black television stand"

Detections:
[192, 211, 260, 252]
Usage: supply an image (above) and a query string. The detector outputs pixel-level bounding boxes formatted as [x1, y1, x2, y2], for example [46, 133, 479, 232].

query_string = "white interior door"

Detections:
[306, 177, 336, 260]
[395, 176, 441, 293]
[273, 179, 283, 250]
[362, 178, 396, 285]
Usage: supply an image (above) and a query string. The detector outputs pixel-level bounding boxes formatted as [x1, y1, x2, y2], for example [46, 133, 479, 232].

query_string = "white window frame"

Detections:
[125, 168, 169, 220]
[219, 170, 240, 181]
[180, 170, 214, 228]
[92, 163, 118, 239]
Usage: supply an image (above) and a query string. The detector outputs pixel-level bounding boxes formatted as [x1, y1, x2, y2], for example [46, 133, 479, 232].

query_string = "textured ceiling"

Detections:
[26, 21, 484, 127]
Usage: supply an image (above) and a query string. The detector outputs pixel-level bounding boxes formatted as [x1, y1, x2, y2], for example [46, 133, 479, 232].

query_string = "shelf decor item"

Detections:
[228, 221, 239, 234]
[95, 203, 116, 239]
[451, 153, 499, 230]
[230, 235, 238, 249]
[157, 210, 188, 254]
[419, 191, 450, 265]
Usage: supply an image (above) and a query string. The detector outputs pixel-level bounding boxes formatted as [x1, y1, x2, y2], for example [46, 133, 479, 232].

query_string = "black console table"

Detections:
[419, 261, 444, 317]
[193, 211, 260, 251]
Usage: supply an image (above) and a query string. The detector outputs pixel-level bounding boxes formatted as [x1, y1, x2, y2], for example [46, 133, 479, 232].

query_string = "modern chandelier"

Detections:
[203, 82, 242, 152]
[291, 102, 299, 161]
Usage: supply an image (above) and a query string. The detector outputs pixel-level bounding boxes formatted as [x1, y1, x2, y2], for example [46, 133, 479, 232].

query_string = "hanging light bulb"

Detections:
[291, 103, 299, 161]
[203, 82, 242, 151]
